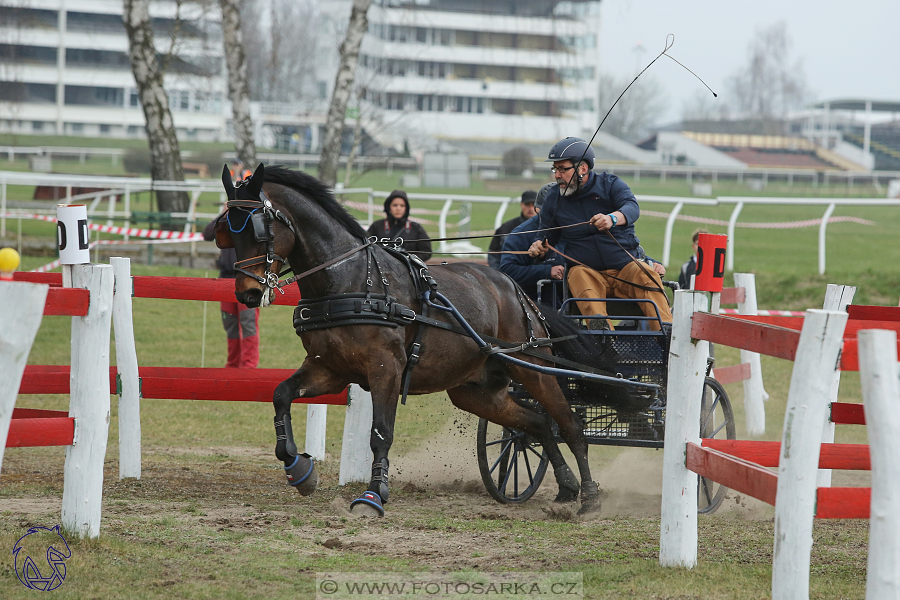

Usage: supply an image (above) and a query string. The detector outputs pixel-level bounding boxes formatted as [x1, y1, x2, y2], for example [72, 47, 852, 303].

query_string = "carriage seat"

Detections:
[536, 277, 677, 328]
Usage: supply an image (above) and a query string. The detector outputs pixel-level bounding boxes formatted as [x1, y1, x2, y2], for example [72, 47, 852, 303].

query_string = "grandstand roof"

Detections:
[809, 99, 900, 113]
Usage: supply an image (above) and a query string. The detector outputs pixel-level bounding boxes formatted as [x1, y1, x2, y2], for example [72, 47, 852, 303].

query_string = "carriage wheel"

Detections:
[476, 418, 549, 504]
[697, 377, 736, 514]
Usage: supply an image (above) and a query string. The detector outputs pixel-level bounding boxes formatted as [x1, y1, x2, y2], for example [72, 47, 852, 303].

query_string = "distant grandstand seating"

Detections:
[681, 131, 862, 170]
[718, 147, 833, 170]
[844, 128, 900, 171]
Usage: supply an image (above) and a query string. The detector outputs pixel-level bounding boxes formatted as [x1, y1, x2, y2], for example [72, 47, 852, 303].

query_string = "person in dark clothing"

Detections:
[488, 190, 537, 270]
[202, 215, 260, 368]
[528, 137, 671, 330]
[365, 190, 433, 261]
[499, 184, 563, 302]
[678, 228, 707, 290]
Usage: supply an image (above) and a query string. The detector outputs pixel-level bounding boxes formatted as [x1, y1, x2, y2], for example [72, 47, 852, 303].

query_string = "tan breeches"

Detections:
[567, 263, 673, 331]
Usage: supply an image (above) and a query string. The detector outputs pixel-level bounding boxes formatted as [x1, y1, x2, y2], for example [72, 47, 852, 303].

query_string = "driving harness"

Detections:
[223, 187, 602, 406]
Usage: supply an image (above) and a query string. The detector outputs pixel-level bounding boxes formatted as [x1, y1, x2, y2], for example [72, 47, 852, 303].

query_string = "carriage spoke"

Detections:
[701, 394, 722, 436]
[484, 436, 515, 448]
[709, 420, 728, 439]
[521, 445, 535, 483]
[498, 451, 517, 495]
[513, 442, 520, 497]
[488, 438, 515, 476]
[524, 445, 545, 461]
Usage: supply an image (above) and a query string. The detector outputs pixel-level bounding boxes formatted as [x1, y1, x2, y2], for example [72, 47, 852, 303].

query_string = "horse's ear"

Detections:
[246, 163, 265, 198]
[221, 165, 235, 200]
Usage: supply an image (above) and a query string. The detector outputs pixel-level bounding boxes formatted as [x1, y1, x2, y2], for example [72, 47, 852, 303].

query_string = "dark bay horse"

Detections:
[216, 164, 623, 516]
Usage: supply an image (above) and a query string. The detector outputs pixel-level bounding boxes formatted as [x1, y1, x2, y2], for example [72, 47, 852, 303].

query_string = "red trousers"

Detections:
[220, 301, 259, 368]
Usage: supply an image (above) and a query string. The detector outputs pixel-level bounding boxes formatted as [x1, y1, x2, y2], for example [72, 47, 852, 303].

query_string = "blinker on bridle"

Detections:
[217, 164, 377, 294]
[225, 184, 297, 293]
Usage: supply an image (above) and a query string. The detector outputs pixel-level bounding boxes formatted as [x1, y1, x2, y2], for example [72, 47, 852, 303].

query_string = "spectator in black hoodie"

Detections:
[366, 189, 432, 261]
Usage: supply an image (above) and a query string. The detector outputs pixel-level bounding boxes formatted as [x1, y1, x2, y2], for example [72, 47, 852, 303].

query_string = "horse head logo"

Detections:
[12, 525, 71, 591]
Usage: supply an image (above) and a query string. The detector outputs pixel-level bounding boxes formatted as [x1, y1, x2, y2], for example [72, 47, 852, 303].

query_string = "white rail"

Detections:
[3, 171, 898, 273]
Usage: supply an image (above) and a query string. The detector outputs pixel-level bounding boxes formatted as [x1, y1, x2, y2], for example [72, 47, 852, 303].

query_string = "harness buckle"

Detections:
[407, 342, 421, 366]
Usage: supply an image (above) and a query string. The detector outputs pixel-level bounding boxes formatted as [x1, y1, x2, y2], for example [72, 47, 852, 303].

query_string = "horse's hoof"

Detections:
[284, 454, 318, 496]
[576, 495, 603, 517]
[552, 465, 579, 503]
[552, 487, 579, 503]
[576, 482, 602, 517]
[350, 491, 385, 518]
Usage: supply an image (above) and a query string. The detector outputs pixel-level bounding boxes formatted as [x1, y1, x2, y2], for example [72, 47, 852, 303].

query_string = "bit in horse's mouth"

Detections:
[260, 287, 273, 308]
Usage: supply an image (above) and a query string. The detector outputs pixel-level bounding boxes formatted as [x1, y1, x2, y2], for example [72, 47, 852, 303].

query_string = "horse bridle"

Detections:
[224, 190, 297, 293]
[221, 187, 380, 294]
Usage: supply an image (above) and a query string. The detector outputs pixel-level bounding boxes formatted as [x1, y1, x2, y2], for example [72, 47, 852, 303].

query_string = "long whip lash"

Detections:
[388, 34, 717, 252]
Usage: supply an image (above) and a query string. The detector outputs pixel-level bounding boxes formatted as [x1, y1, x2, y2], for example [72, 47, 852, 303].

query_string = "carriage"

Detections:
[475, 283, 736, 514]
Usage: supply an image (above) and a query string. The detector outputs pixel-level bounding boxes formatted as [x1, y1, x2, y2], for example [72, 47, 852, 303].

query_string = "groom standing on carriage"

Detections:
[528, 137, 672, 331]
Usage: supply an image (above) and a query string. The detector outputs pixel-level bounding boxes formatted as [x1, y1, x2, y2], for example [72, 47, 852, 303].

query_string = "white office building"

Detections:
[357, 0, 602, 151]
[0, 0, 226, 141]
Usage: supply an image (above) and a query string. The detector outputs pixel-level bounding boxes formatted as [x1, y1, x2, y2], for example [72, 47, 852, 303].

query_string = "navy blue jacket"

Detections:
[499, 215, 562, 302]
[536, 172, 641, 271]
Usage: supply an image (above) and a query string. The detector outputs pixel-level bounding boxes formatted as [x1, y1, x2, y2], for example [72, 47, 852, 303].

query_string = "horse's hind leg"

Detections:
[510, 368, 602, 515]
[272, 363, 346, 495]
[446, 385, 580, 504]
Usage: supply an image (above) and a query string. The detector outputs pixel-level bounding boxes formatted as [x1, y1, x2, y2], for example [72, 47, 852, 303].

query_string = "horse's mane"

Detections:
[262, 164, 367, 239]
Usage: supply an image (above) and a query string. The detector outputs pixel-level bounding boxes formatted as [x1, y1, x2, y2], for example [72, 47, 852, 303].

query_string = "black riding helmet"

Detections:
[535, 182, 556, 210]
[546, 137, 595, 170]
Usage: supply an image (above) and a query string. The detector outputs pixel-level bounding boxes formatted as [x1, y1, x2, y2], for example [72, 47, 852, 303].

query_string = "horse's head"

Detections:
[215, 163, 297, 308]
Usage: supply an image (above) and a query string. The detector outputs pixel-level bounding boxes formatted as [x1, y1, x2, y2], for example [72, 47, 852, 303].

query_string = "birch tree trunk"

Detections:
[220, 0, 257, 168]
[123, 0, 189, 215]
[319, 0, 371, 188]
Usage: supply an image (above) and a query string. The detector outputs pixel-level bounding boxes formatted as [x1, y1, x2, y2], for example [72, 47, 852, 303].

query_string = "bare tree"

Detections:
[597, 73, 668, 143]
[123, 0, 189, 214]
[220, 0, 256, 167]
[319, 0, 371, 188]
[241, 0, 321, 104]
[727, 22, 808, 125]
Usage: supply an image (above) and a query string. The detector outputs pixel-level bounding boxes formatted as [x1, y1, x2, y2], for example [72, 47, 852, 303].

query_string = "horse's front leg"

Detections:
[273, 361, 346, 495]
[350, 370, 402, 518]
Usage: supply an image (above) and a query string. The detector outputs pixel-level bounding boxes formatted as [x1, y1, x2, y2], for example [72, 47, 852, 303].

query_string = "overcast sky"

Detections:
[598, 0, 900, 124]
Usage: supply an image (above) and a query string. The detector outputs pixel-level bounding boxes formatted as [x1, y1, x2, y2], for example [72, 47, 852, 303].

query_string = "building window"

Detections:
[64, 85, 123, 106]
[70, 123, 84, 133]
[32, 121, 43, 132]
[100, 123, 110, 133]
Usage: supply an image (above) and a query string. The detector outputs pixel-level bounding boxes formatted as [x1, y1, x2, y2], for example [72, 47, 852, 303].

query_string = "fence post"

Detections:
[858, 330, 900, 600]
[733, 273, 767, 436]
[339, 385, 373, 485]
[659, 290, 709, 568]
[111, 257, 141, 480]
[305, 404, 327, 460]
[0, 281, 49, 474]
[817, 284, 856, 487]
[771, 309, 847, 600]
[61, 264, 115, 539]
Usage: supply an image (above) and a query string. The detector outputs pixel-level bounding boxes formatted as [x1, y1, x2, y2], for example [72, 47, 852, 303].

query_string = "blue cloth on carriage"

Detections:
[536, 171, 641, 271]
[499, 214, 563, 303]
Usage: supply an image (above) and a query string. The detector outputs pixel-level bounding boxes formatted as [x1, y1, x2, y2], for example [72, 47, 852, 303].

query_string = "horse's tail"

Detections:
[537, 306, 646, 413]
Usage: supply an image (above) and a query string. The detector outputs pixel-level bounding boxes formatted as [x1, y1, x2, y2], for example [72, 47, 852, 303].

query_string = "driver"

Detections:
[527, 137, 672, 331]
